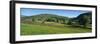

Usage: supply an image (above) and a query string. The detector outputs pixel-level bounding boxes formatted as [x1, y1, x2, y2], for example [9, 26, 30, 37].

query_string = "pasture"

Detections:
[21, 22, 91, 35]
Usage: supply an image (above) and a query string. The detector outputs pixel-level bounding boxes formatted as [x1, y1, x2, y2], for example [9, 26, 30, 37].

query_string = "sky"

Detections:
[20, 8, 90, 18]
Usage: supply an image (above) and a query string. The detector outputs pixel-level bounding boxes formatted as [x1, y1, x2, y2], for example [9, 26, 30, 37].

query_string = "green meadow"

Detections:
[21, 22, 91, 35]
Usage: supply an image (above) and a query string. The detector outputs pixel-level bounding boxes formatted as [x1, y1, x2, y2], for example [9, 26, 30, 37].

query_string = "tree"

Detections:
[78, 15, 89, 27]
[41, 19, 46, 24]
[67, 19, 72, 25]
[32, 18, 35, 22]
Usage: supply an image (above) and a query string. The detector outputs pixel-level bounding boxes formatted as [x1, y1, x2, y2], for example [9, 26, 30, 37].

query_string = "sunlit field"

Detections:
[21, 22, 91, 35]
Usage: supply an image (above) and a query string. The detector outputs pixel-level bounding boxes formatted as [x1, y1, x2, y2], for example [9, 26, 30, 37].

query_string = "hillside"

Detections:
[68, 12, 92, 28]
[21, 14, 69, 24]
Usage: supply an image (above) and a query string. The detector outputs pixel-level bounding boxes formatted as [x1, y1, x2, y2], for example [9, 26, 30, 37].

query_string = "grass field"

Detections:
[21, 22, 92, 35]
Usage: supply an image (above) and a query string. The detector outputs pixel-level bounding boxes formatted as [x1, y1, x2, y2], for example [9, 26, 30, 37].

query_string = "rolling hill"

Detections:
[21, 14, 69, 24]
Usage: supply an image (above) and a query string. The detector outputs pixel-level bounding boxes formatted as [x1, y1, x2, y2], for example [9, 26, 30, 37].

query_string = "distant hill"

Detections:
[68, 12, 92, 28]
[76, 12, 92, 20]
[73, 12, 92, 24]
[21, 14, 69, 24]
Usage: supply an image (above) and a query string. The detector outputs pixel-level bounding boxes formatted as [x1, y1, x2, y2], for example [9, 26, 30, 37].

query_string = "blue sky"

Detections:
[20, 8, 90, 18]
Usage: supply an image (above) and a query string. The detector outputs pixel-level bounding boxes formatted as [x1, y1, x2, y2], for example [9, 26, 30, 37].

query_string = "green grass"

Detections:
[21, 23, 92, 35]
